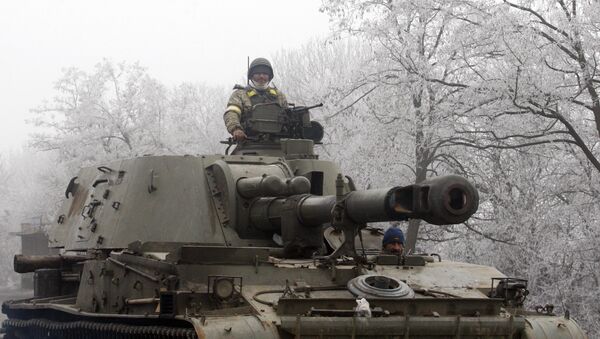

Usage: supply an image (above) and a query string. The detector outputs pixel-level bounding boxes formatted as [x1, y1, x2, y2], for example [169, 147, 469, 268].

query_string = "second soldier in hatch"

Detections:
[223, 58, 288, 142]
[382, 227, 405, 255]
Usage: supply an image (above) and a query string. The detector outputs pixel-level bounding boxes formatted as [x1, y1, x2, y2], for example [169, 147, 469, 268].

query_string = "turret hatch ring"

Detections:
[347, 274, 414, 299]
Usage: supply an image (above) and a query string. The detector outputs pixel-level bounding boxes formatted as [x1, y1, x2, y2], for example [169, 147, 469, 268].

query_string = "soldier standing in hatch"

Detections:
[223, 57, 288, 142]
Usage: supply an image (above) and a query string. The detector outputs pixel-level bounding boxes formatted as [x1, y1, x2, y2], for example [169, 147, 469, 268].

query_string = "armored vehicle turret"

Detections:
[2, 103, 588, 338]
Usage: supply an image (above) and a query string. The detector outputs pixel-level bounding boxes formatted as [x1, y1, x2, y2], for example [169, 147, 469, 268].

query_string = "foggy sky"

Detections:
[0, 0, 330, 152]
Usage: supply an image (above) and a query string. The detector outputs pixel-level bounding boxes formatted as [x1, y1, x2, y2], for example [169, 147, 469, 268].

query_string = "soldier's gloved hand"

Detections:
[232, 128, 247, 142]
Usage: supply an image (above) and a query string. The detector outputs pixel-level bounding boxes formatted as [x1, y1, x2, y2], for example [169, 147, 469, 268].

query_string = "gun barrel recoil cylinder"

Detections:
[237, 175, 310, 199]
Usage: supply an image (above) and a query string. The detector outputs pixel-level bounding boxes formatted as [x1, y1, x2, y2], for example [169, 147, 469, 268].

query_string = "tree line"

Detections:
[278, 0, 599, 332]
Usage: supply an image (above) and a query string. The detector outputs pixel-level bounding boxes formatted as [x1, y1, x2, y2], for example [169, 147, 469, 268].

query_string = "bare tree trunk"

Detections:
[405, 90, 430, 253]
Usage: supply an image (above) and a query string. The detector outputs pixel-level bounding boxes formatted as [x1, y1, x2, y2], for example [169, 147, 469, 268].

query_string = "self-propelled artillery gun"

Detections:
[2, 102, 588, 338]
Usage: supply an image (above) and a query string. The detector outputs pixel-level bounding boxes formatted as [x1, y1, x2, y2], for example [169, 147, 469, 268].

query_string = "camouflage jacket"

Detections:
[223, 86, 288, 134]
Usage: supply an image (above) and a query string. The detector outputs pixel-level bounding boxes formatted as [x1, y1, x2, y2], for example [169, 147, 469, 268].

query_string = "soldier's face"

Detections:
[251, 72, 270, 86]
[384, 242, 403, 255]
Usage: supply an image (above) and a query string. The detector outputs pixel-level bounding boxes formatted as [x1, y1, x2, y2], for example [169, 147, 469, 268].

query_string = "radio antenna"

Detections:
[247, 56, 250, 86]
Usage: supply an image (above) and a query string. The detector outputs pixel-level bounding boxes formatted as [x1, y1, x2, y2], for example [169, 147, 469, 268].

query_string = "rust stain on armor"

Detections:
[68, 187, 88, 217]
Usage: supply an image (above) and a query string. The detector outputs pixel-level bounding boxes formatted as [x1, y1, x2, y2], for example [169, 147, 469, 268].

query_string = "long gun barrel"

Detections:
[246, 175, 478, 258]
[249, 175, 478, 231]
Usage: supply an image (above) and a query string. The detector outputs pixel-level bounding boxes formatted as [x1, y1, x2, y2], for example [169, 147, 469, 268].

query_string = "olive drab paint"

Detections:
[2, 103, 588, 338]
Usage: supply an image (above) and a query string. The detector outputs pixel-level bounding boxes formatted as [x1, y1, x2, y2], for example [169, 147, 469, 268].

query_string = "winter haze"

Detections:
[0, 0, 330, 150]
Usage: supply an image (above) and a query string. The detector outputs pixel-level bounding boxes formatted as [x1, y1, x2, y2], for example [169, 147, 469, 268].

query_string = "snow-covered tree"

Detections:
[30, 60, 169, 166]
[316, 0, 600, 332]
[166, 82, 228, 155]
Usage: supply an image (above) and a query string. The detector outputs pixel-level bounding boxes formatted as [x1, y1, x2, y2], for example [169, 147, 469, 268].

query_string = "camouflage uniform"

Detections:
[223, 86, 288, 134]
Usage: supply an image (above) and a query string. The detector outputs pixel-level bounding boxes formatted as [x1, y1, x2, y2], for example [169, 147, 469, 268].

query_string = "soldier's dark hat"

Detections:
[382, 227, 405, 245]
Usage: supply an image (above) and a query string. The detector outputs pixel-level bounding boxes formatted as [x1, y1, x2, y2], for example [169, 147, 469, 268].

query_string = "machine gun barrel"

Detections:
[249, 175, 478, 230]
[285, 103, 323, 114]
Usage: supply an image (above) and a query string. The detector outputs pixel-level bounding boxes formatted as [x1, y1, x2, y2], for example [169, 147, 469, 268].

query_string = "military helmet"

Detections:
[248, 57, 274, 80]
